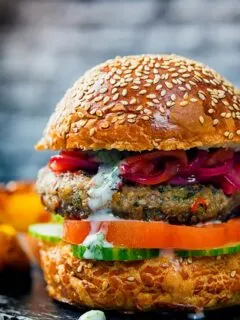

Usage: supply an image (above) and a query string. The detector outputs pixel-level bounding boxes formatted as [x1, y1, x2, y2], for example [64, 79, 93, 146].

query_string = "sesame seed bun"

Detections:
[40, 242, 240, 311]
[36, 54, 240, 151]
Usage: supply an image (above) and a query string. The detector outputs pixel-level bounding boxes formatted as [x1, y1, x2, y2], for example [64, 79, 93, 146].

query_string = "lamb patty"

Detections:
[37, 167, 240, 225]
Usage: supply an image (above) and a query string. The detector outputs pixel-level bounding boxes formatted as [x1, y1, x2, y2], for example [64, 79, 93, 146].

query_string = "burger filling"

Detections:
[37, 148, 240, 225]
[38, 167, 240, 225]
[33, 148, 240, 260]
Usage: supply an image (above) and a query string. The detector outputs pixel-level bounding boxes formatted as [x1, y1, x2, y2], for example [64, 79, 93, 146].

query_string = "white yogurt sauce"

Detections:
[82, 232, 112, 259]
[88, 165, 121, 212]
[86, 209, 121, 221]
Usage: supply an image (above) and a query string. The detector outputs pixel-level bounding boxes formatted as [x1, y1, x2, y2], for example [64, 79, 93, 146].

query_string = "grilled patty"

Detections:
[37, 167, 240, 225]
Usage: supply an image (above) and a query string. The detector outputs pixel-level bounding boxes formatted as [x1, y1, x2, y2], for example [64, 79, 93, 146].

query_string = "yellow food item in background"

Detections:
[0, 224, 16, 235]
[0, 181, 50, 232]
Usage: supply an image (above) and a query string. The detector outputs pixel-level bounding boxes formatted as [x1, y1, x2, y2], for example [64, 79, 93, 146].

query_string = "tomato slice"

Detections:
[63, 219, 240, 250]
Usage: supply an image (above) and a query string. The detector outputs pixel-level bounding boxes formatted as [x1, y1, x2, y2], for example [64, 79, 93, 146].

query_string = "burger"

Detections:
[30, 54, 240, 312]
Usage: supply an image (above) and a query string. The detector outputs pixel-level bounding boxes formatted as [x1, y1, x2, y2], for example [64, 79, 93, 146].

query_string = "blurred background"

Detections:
[0, 0, 240, 181]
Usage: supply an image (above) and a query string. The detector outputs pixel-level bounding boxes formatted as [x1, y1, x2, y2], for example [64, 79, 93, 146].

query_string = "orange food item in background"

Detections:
[0, 181, 50, 232]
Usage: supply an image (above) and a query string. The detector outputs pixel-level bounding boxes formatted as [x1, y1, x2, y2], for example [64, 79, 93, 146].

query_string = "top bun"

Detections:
[36, 54, 240, 151]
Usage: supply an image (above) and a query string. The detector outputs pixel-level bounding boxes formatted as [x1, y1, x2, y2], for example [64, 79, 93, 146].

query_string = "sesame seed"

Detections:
[165, 81, 173, 89]
[198, 92, 206, 100]
[231, 270, 236, 278]
[179, 86, 186, 91]
[208, 109, 215, 114]
[133, 79, 141, 85]
[113, 74, 121, 80]
[136, 105, 143, 111]
[225, 112, 231, 119]
[156, 84, 162, 90]
[236, 130, 240, 136]
[112, 104, 125, 112]
[228, 132, 234, 140]
[224, 131, 230, 137]
[147, 101, 154, 107]
[220, 112, 226, 117]
[127, 276, 135, 281]
[116, 69, 122, 75]
[99, 87, 108, 94]
[130, 97, 137, 104]
[144, 108, 152, 115]
[95, 95, 104, 102]
[222, 100, 229, 106]
[166, 101, 173, 107]
[101, 121, 109, 129]
[96, 110, 103, 116]
[128, 114, 137, 119]
[112, 93, 119, 101]
[189, 80, 196, 86]
[122, 89, 128, 96]
[128, 118, 136, 123]
[110, 78, 116, 85]
[161, 90, 166, 96]
[142, 115, 150, 120]
[171, 94, 176, 101]
[183, 92, 188, 99]
[158, 105, 164, 113]
[172, 73, 179, 78]
[139, 90, 147, 95]
[190, 98, 198, 102]
[147, 94, 157, 99]
[89, 128, 95, 136]
[179, 68, 187, 74]
[186, 84, 192, 90]
[199, 116, 204, 124]
[182, 73, 191, 78]
[125, 78, 133, 82]
[180, 101, 188, 106]
[84, 104, 91, 111]
[131, 86, 139, 90]
[213, 119, 219, 126]
[153, 76, 161, 84]
[111, 88, 118, 94]
[89, 109, 97, 115]
[120, 100, 128, 105]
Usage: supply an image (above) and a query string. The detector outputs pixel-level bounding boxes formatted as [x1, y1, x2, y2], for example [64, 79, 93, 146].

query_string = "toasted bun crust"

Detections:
[40, 242, 240, 311]
[36, 54, 240, 151]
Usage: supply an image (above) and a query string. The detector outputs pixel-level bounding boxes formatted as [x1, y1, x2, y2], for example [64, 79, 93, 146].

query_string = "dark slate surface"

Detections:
[0, 266, 240, 320]
[0, 0, 240, 181]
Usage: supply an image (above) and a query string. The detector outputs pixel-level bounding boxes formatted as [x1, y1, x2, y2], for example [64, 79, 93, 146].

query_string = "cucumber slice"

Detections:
[176, 244, 240, 257]
[28, 223, 63, 243]
[51, 214, 64, 223]
[72, 244, 240, 260]
[72, 245, 159, 261]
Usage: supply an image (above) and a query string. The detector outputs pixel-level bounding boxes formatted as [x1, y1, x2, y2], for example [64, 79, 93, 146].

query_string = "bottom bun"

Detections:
[40, 242, 240, 311]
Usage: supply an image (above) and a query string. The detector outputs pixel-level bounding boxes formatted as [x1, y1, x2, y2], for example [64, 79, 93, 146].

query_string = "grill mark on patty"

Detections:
[37, 167, 240, 225]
